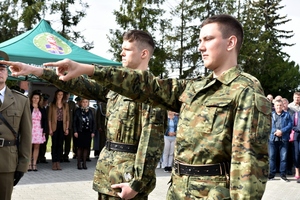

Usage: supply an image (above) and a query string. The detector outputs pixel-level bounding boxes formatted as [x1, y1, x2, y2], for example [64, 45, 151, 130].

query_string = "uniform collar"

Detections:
[214, 66, 240, 85]
[0, 85, 6, 95]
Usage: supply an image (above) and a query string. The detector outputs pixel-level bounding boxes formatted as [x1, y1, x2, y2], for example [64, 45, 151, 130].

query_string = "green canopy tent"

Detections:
[0, 19, 121, 82]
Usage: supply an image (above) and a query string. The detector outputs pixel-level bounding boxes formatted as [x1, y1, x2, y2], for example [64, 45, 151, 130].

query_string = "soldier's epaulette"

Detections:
[240, 72, 265, 93]
[240, 72, 260, 84]
[11, 89, 28, 98]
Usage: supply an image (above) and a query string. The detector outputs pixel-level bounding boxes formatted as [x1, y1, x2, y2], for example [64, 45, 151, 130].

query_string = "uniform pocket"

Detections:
[204, 99, 232, 134]
[251, 93, 272, 141]
[108, 159, 135, 184]
[188, 175, 228, 198]
[6, 110, 22, 127]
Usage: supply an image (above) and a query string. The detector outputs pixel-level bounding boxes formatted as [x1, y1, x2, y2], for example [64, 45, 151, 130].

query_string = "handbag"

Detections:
[290, 112, 298, 142]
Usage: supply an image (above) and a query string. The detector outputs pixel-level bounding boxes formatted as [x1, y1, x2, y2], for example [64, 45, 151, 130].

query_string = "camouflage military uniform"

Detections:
[87, 65, 271, 199]
[41, 69, 167, 199]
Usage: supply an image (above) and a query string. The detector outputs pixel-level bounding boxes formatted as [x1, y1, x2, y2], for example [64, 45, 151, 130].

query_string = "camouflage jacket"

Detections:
[90, 65, 272, 199]
[41, 69, 167, 198]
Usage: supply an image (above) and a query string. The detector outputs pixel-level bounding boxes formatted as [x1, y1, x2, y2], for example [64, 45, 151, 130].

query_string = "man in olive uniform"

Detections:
[0, 59, 32, 199]
[4, 30, 167, 199]
[20, 14, 271, 199]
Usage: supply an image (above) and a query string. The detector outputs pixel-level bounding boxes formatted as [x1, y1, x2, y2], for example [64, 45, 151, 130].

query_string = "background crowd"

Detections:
[267, 92, 300, 183]
[25, 89, 107, 172]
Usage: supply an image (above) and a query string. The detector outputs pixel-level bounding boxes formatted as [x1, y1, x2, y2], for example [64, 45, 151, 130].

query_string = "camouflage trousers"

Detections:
[166, 173, 230, 200]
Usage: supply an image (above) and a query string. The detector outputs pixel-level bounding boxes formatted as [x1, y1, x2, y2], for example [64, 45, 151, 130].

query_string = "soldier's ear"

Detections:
[227, 35, 237, 51]
[141, 49, 149, 58]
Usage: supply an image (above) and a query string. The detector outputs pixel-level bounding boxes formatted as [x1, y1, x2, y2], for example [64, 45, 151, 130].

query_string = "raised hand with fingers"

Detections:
[43, 59, 94, 81]
[0, 60, 43, 77]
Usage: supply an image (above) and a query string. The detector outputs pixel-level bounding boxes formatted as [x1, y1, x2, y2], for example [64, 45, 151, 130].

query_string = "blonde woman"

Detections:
[73, 98, 95, 169]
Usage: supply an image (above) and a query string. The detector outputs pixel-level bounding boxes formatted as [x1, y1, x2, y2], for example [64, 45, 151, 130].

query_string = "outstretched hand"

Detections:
[43, 59, 94, 81]
[111, 183, 138, 200]
[0, 60, 40, 76]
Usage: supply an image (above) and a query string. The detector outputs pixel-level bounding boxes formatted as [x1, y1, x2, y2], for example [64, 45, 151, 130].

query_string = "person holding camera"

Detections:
[269, 99, 293, 182]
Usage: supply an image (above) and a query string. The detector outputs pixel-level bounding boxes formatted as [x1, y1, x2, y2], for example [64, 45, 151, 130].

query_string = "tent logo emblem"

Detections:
[33, 33, 72, 55]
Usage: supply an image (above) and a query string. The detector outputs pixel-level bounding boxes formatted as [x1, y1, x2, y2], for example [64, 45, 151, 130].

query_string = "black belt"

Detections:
[105, 141, 138, 153]
[174, 160, 230, 176]
[0, 138, 17, 147]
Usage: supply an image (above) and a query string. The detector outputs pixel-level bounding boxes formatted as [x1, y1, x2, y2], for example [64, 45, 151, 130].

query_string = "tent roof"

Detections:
[0, 19, 121, 66]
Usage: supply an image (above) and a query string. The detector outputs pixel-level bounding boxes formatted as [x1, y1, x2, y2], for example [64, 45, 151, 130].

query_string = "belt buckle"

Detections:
[106, 141, 111, 150]
[0, 138, 4, 147]
[174, 161, 181, 175]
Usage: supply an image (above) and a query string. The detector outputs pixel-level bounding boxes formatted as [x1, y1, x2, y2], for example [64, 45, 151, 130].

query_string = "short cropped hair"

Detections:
[294, 91, 300, 96]
[123, 30, 155, 56]
[201, 14, 244, 53]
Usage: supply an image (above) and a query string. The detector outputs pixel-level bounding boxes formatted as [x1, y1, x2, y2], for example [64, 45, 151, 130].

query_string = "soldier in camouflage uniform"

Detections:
[5, 15, 271, 199]
[2, 30, 167, 200]
[41, 14, 270, 199]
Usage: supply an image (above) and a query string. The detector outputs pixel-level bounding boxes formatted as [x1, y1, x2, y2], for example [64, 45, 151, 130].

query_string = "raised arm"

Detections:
[0, 60, 108, 102]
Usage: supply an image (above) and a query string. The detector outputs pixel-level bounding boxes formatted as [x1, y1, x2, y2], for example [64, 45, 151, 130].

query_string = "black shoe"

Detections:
[167, 167, 172, 172]
[268, 174, 275, 180]
[33, 165, 38, 172]
[28, 164, 33, 172]
[77, 163, 82, 170]
[82, 163, 87, 170]
[164, 167, 169, 172]
[280, 175, 290, 182]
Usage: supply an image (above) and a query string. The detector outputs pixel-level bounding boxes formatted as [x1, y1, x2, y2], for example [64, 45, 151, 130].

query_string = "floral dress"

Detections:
[31, 108, 46, 144]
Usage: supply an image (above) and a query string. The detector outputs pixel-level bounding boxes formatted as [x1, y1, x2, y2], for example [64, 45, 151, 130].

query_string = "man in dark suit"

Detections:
[62, 92, 76, 162]
[72, 96, 81, 159]
[94, 101, 107, 157]
[0, 59, 32, 200]
[38, 93, 50, 163]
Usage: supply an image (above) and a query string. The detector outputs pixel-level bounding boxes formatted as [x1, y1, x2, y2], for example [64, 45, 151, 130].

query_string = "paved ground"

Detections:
[11, 153, 300, 200]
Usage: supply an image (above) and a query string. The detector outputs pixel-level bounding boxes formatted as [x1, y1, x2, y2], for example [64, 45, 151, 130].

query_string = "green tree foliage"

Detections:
[239, 0, 298, 99]
[0, 0, 20, 42]
[107, 0, 168, 76]
[107, 0, 299, 97]
[166, 0, 237, 78]
[20, 0, 47, 30]
[166, 0, 202, 78]
[48, 0, 93, 50]
[0, 0, 92, 50]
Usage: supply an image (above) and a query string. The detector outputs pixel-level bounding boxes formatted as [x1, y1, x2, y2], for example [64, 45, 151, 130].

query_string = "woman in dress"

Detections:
[73, 98, 95, 169]
[48, 89, 69, 170]
[29, 90, 46, 171]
